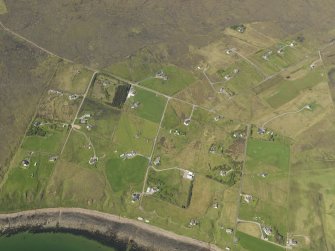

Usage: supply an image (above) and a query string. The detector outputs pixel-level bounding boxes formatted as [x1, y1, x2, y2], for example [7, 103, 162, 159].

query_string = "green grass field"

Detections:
[62, 130, 94, 168]
[0, 150, 55, 211]
[22, 123, 68, 154]
[113, 113, 158, 156]
[105, 155, 148, 193]
[240, 137, 290, 244]
[127, 88, 167, 123]
[237, 231, 285, 251]
[246, 138, 290, 173]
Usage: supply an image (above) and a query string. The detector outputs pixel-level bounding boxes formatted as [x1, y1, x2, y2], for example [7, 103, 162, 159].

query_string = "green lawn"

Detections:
[129, 88, 167, 123]
[105, 155, 148, 192]
[237, 231, 285, 251]
[246, 138, 290, 173]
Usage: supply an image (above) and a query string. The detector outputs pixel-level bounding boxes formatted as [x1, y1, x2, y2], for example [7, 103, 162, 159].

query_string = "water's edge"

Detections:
[0, 208, 221, 251]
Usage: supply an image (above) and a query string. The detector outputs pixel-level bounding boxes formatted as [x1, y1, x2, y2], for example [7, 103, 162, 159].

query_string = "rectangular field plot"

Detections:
[105, 155, 148, 193]
[124, 87, 167, 123]
[142, 174, 239, 248]
[61, 129, 95, 168]
[103, 49, 162, 81]
[154, 103, 246, 193]
[146, 169, 193, 208]
[239, 137, 290, 245]
[239, 172, 289, 244]
[249, 41, 309, 76]
[76, 98, 121, 152]
[45, 159, 109, 210]
[245, 138, 290, 174]
[0, 150, 56, 211]
[22, 119, 68, 154]
[236, 231, 285, 251]
[140, 65, 196, 95]
[89, 74, 130, 109]
[224, 24, 276, 49]
[37, 92, 82, 123]
[50, 62, 93, 94]
[262, 69, 325, 108]
[174, 79, 219, 108]
[288, 168, 335, 251]
[113, 113, 159, 157]
[214, 59, 264, 93]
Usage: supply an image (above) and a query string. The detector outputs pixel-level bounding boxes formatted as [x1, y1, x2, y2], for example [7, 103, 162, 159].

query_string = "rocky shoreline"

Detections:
[0, 208, 221, 251]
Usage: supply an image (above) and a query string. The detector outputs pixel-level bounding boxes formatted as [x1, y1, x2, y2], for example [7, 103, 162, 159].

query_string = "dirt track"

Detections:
[0, 208, 222, 251]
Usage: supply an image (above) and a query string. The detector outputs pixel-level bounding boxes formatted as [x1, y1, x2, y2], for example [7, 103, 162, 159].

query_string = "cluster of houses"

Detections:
[262, 226, 273, 238]
[120, 150, 137, 160]
[209, 143, 224, 154]
[218, 87, 232, 97]
[21, 159, 30, 168]
[223, 68, 239, 82]
[137, 217, 150, 223]
[89, 156, 98, 165]
[69, 94, 79, 101]
[131, 101, 140, 109]
[169, 128, 186, 136]
[48, 89, 63, 96]
[183, 170, 195, 181]
[153, 156, 160, 166]
[241, 193, 253, 203]
[263, 41, 297, 60]
[189, 219, 199, 227]
[155, 70, 168, 80]
[233, 130, 245, 139]
[132, 192, 141, 202]
[127, 86, 136, 99]
[49, 156, 58, 162]
[287, 238, 298, 247]
[214, 115, 223, 122]
[183, 118, 191, 126]
[146, 186, 159, 195]
[78, 113, 94, 131]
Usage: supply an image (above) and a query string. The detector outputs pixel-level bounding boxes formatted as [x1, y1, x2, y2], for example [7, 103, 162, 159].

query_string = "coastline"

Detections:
[0, 208, 222, 251]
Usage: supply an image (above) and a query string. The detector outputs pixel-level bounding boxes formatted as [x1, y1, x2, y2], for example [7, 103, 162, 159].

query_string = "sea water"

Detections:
[0, 232, 127, 251]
